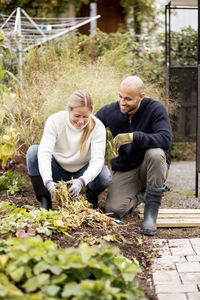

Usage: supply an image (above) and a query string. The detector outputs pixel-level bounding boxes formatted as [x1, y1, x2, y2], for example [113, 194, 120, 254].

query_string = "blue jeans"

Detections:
[26, 145, 112, 193]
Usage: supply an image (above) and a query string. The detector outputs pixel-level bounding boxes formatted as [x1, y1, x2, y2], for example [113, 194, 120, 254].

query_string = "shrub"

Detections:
[0, 236, 146, 299]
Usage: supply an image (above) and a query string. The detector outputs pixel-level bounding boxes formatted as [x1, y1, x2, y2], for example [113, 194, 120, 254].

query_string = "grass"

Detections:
[1, 31, 165, 160]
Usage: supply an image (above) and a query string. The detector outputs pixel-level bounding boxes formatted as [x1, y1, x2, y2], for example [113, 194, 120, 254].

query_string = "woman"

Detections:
[26, 90, 112, 210]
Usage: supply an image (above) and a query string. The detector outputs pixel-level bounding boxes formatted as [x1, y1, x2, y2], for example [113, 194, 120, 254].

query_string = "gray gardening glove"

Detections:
[67, 177, 85, 200]
[45, 180, 59, 198]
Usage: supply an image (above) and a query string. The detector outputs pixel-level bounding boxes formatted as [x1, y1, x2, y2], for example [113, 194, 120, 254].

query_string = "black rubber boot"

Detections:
[140, 185, 163, 236]
[40, 196, 52, 210]
[86, 188, 103, 209]
[29, 175, 52, 210]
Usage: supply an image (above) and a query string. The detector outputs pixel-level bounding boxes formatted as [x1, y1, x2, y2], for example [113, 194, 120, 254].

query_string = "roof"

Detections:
[170, 0, 197, 7]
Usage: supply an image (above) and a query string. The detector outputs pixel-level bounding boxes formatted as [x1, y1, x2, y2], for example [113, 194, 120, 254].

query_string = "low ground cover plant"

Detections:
[0, 236, 146, 299]
[0, 170, 30, 195]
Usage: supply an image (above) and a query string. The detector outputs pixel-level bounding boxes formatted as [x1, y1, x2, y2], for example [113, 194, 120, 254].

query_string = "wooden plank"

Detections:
[139, 213, 200, 219]
[156, 209, 200, 214]
[156, 218, 200, 228]
[138, 208, 200, 214]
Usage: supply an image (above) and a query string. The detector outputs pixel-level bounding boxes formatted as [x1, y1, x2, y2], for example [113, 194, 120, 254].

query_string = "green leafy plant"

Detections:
[0, 236, 146, 299]
[0, 170, 30, 195]
[0, 201, 70, 238]
[0, 129, 18, 168]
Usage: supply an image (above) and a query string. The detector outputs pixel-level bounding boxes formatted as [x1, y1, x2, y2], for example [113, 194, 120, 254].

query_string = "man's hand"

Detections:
[114, 133, 133, 150]
[67, 177, 85, 200]
[45, 180, 59, 198]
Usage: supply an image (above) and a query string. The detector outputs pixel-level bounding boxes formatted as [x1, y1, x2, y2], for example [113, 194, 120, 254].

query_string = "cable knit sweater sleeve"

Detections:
[38, 115, 57, 184]
[82, 117, 106, 185]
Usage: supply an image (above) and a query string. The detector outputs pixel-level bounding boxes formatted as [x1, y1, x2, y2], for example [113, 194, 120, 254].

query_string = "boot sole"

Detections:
[140, 228, 157, 236]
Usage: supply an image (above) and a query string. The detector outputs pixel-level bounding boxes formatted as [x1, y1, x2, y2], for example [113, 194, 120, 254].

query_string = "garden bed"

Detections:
[1, 157, 200, 300]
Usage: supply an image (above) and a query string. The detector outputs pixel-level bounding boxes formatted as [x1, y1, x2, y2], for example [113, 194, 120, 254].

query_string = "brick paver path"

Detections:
[152, 238, 200, 300]
[151, 162, 200, 300]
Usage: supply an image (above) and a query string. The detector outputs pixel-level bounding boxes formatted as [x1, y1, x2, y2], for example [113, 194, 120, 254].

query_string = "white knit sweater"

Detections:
[38, 110, 106, 185]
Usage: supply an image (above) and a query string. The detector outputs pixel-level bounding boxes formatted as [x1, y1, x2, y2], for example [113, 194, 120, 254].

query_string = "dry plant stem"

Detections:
[55, 180, 118, 232]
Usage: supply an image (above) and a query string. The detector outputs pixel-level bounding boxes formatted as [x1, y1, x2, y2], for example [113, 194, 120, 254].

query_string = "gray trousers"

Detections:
[105, 148, 168, 217]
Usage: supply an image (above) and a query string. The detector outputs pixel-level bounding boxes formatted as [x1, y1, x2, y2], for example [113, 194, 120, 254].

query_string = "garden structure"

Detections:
[165, 0, 200, 196]
[0, 7, 100, 87]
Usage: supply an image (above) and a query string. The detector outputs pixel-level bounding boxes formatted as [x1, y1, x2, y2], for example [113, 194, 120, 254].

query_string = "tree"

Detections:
[120, 0, 159, 35]
[0, 0, 159, 35]
[0, 0, 90, 17]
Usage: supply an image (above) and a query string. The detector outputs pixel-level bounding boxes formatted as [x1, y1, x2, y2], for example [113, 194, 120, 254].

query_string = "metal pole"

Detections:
[0, 8, 17, 30]
[14, 8, 23, 88]
[196, 0, 200, 197]
[23, 15, 101, 52]
[21, 9, 47, 38]
[90, 1, 97, 36]
[165, 4, 169, 111]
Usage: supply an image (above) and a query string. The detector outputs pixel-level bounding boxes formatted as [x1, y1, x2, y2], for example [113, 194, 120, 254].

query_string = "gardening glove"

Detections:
[114, 132, 133, 151]
[67, 177, 85, 200]
[45, 180, 59, 199]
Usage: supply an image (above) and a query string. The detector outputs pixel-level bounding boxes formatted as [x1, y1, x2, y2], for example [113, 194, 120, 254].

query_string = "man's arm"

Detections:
[133, 103, 172, 150]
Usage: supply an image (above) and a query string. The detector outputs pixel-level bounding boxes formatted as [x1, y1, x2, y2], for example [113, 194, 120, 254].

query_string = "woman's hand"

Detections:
[45, 180, 59, 198]
[67, 177, 85, 200]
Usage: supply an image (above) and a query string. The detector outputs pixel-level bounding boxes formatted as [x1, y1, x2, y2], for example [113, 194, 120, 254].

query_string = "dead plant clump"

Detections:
[53, 180, 119, 236]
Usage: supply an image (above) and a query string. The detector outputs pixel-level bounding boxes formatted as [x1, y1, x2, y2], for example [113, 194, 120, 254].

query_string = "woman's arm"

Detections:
[82, 120, 106, 185]
[38, 117, 57, 184]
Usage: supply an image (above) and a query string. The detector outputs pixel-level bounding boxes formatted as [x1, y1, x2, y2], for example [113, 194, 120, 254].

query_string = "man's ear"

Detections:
[140, 93, 145, 100]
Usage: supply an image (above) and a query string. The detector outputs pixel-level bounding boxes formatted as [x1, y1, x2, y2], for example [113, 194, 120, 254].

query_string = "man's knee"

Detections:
[105, 198, 132, 218]
[105, 202, 125, 217]
[144, 148, 166, 167]
[144, 148, 168, 187]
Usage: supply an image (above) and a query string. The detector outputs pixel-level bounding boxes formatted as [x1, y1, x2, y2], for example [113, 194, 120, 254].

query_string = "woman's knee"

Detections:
[98, 165, 112, 189]
[26, 145, 39, 174]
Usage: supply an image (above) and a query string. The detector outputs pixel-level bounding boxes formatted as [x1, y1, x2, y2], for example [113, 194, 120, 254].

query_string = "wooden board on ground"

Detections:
[138, 208, 200, 227]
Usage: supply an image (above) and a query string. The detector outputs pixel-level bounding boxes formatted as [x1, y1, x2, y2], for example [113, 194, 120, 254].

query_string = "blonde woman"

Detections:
[26, 90, 112, 210]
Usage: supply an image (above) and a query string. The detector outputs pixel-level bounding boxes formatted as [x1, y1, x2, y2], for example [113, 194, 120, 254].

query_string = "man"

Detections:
[95, 75, 172, 236]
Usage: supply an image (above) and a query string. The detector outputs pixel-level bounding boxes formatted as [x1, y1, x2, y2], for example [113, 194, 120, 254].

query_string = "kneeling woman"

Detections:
[26, 90, 112, 210]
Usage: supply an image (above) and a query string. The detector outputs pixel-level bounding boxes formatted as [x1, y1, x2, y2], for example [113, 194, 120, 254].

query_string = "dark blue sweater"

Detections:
[95, 97, 172, 172]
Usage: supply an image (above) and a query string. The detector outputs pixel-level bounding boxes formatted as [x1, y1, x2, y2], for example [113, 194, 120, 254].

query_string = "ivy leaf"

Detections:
[23, 273, 50, 292]
[61, 282, 79, 297]
[34, 261, 50, 275]
[0, 254, 9, 267]
[9, 266, 25, 282]
[51, 273, 67, 284]
[43, 284, 61, 297]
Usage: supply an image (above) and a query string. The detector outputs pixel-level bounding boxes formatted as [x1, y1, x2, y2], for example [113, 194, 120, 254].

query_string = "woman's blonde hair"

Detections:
[67, 90, 96, 155]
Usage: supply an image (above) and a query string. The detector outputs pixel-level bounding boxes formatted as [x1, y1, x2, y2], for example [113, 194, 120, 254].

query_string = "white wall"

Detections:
[156, 0, 197, 32]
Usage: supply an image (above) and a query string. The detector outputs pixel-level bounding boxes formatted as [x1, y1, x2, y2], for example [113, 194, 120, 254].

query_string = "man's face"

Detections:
[118, 86, 144, 115]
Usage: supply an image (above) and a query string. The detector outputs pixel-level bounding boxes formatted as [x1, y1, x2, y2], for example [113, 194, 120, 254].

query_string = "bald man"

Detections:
[96, 75, 172, 236]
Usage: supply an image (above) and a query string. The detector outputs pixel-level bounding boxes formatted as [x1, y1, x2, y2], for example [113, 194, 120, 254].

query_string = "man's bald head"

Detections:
[120, 76, 144, 95]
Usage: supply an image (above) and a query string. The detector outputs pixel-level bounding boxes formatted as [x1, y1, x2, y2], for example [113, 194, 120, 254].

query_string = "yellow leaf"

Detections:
[53, 220, 65, 227]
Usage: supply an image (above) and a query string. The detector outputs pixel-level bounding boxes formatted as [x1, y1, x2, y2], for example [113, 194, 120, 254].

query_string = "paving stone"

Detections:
[180, 272, 200, 284]
[190, 238, 200, 254]
[152, 239, 171, 255]
[153, 270, 181, 285]
[168, 239, 193, 247]
[170, 255, 187, 263]
[176, 262, 200, 273]
[156, 293, 187, 300]
[186, 255, 200, 262]
[155, 284, 198, 293]
[187, 293, 200, 300]
[152, 258, 175, 271]
[170, 246, 196, 256]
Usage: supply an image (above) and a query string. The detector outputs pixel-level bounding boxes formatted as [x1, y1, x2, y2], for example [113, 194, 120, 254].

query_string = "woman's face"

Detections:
[69, 106, 92, 129]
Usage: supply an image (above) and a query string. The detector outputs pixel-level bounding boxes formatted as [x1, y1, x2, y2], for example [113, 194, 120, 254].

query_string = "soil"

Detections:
[1, 157, 200, 300]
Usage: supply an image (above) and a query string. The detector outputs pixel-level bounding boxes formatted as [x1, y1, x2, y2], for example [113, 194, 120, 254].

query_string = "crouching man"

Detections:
[95, 75, 172, 236]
